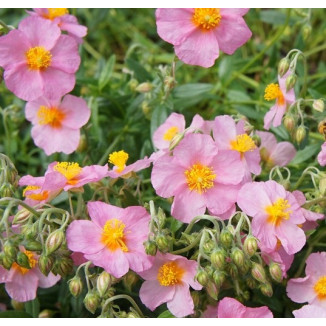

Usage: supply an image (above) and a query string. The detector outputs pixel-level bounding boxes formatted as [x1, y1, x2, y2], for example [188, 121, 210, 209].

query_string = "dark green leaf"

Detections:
[158, 310, 175, 318]
[291, 143, 321, 165]
[173, 83, 213, 98]
[25, 298, 40, 318]
[126, 58, 152, 82]
[98, 54, 116, 91]
[0, 311, 32, 318]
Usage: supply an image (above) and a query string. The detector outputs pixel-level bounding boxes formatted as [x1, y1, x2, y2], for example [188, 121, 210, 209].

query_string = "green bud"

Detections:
[123, 271, 138, 292]
[191, 291, 201, 308]
[302, 24, 312, 41]
[285, 74, 297, 92]
[45, 229, 65, 255]
[246, 277, 257, 289]
[239, 260, 252, 275]
[69, 276, 83, 297]
[260, 282, 273, 297]
[220, 229, 233, 248]
[210, 249, 226, 270]
[13, 208, 32, 224]
[157, 207, 166, 229]
[231, 248, 245, 268]
[295, 126, 306, 144]
[319, 177, 326, 196]
[206, 281, 219, 300]
[0, 182, 14, 197]
[128, 78, 139, 91]
[242, 290, 250, 301]
[53, 256, 73, 276]
[195, 269, 209, 286]
[11, 300, 25, 311]
[127, 311, 140, 318]
[144, 240, 157, 256]
[38, 309, 55, 318]
[243, 236, 258, 257]
[141, 101, 151, 117]
[3, 241, 18, 260]
[278, 58, 290, 77]
[283, 113, 296, 132]
[84, 291, 100, 314]
[38, 254, 54, 276]
[135, 82, 152, 93]
[227, 263, 238, 279]
[2, 255, 13, 270]
[202, 239, 216, 255]
[169, 133, 184, 151]
[269, 262, 283, 283]
[97, 271, 111, 297]
[24, 240, 42, 252]
[251, 263, 267, 284]
[212, 270, 226, 288]
[251, 134, 261, 147]
[155, 234, 169, 253]
[313, 99, 324, 113]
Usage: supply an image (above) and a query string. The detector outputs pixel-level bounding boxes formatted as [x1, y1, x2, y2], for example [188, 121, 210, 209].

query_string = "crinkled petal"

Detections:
[167, 283, 194, 317]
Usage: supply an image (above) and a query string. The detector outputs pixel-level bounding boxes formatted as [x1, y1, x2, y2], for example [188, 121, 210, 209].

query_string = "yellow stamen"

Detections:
[163, 126, 179, 141]
[264, 83, 285, 105]
[23, 185, 49, 201]
[157, 261, 185, 286]
[43, 8, 69, 20]
[230, 134, 257, 157]
[185, 163, 216, 194]
[12, 250, 37, 275]
[37, 106, 65, 128]
[54, 162, 82, 185]
[193, 8, 221, 30]
[101, 219, 128, 252]
[314, 276, 326, 300]
[26, 46, 52, 70]
[108, 150, 129, 173]
[265, 198, 292, 226]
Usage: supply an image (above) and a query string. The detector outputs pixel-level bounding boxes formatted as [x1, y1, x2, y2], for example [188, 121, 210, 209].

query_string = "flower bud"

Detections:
[278, 58, 290, 77]
[127, 311, 140, 318]
[13, 208, 31, 224]
[227, 263, 238, 279]
[0, 182, 14, 197]
[141, 101, 151, 117]
[295, 126, 306, 144]
[251, 134, 261, 147]
[243, 236, 258, 257]
[38, 254, 54, 276]
[202, 239, 216, 255]
[11, 299, 24, 311]
[212, 270, 226, 288]
[195, 269, 209, 286]
[24, 240, 42, 252]
[242, 290, 250, 301]
[53, 256, 73, 276]
[128, 78, 139, 91]
[2, 255, 13, 270]
[206, 281, 219, 300]
[313, 99, 324, 113]
[3, 241, 18, 260]
[210, 249, 226, 270]
[220, 230, 233, 248]
[169, 133, 184, 151]
[318, 119, 326, 136]
[260, 282, 273, 297]
[251, 263, 267, 283]
[123, 271, 138, 292]
[269, 262, 283, 283]
[246, 277, 257, 289]
[157, 207, 166, 229]
[69, 276, 83, 297]
[285, 74, 297, 92]
[283, 113, 296, 132]
[155, 234, 169, 253]
[84, 291, 100, 314]
[45, 229, 65, 255]
[231, 248, 245, 268]
[16, 251, 31, 269]
[38, 309, 55, 318]
[135, 82, 153, 93]
[239, 260, 251, 275]
[319, 176, 326, 196]
[144, 240, 157, 256]
[191, 291, 201, 307]
[302, 24, 312, 40]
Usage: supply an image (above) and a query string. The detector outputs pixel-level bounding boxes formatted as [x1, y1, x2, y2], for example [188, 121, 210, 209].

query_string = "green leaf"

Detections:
[227, 89, 251, 102]
[270, 125, 290, 140]
[173, 83, 213, 98]
[98, 54, 116, 91]
[150, 104, 168, 139]
[167, 217, 183, 233]
[260, 10, 287, 25]
[0, 311, 32, 318]
[126, 58, 152, 82]
[25, 298, 40, 318]
[291, 143, 321, 165]
[158, 310, 175, 318]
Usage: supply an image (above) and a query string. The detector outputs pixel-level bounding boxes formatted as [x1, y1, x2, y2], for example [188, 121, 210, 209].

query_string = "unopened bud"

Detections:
[123, 271, 138, 292]
[24, 240, 42, 252]
[16, 251, 31, 269]
[144, 240, 157, 256]
[269, 262, 283, 283]
[278, 58, 290, 77]
[38, 309, 55, 318]
[206, 281, 219, 300]
[3, 241, 18, 260]
[203, 239, 215, 255]
[251, 134, 261, 147]
[227, 263, 238, 279]
[45, 229, 65, 255]
[302, 24, 312, 41]
[243, 236, 258, 257]
[13, 208, 31, 224]
[242, 290, 250, 301]
[164, 76, 175, 90]
[212, 270, 226, 288]
[251, 263, 267, 283]
[260, 282, 273, 297]
[220, 230, 233, 248]
[53, 257, 73, 276]
[295, 126, 306, 144]
[286, 74, 297, 92]
[191, 291, 201, 307]
[69, 276, 83, 297]
[318, 119, 326, 136]
[157, 207, 166, 229]
[128, 78, 139, 91]
[239, 260, 251, 275]
[84, 291, 100, 314]
[38, 254, 54, 276]
[155, 234, 169, 252]
[141, 101, 151, 117]
[283, 113, 296, 132]
[2, 255, 13, 270]
[246, 277, 257, 289]
[135, 82, 152, 93]
[169, 133, 184, 151]
[195, 269, 209, 286]
[313, 99, 324, 113]
[0, 182, 14, 197]
[97, 271, 111, 297]
[231, 248, 245, 268]
[319, 176, 326, 196]
[210, 249, 226, 270]
[127, 311, 140, 318]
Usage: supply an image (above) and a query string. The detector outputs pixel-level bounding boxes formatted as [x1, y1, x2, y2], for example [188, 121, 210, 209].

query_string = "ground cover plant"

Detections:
[0, 8, 326, 318]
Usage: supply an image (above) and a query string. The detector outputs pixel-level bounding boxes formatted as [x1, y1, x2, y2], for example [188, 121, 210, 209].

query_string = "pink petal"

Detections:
[25, 96, 54, 124]
[60, 15, 87, 40]
[263, 106, 277, 130]
[33, 269, 61, 288]
[252, 214, 278, 251]
[176, 258, 202, 290]
[256, 131, 277, 153]
[244, 150, 262, 175]
[293, 305, 326, 318]
[286, 275, 316, 304]
[212, 115, 237, 150]
[272, 103, 286, 127]
[119, 206, 150, 229]
[167, 283, 194, 317]
[220, 9, 250, 16]
[217, 297, 246, 317]
[270, 142, 296, 166]
[306, 252, 326, 277]
[125, 250, 154, 273]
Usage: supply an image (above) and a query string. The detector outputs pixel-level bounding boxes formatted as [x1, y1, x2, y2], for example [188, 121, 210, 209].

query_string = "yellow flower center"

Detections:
[157, 261, 185, 286]
[37, 106, 65, 128]
[54, 162, 82, 185]
[12, 250, 37, 275]
[230, 134, 257, 157]
[193, 8, 221, 30]
[185, 163, 216, 194]
[23, 185, 49, 201]
[43, 8, 69, 20]
[314, 276, 326, 300]
[101, 219, 128, 252]
[26, 46, 52, 71]
[264, 83, 285, 105]
[265, 198, 292, 226]
[163, 126, 179, 141]
[108, 150, 129, 173]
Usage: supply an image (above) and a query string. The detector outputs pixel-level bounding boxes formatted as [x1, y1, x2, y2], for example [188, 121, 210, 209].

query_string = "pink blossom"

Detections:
[317, 142, 326, 167]
[25, 94, 90, 155]
[28, 9, 87, 43]
[264, 71, 295, 130]
[0, 249, 60, 302]
[138, 252, 202, 317]
[156, 9, 252, 68]
[293, 305, 326, 318]
[256, 131, 296, 167]
[237, 180, 306, 254]
[0, 16, 80, 101]
[287, 252, 326, 309]
[151, 133, 245, 223]
[66, 201, 153, 278]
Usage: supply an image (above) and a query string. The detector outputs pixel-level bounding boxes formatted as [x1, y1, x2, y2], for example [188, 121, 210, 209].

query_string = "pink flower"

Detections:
[138, 252, 202, 317]
[66, 201, 153, 278]
[43, 161, 109, 192]
[287, 252, 326, 309]
[151, 133, 245, 223]
[317, 142, 326, 167]
[264, 71, 295, 130]
[213, 115, 261, 179]
[293, 305, 326, 318]
[28, 9, 87, 43]
[0, 249, 60, 302]
[25, 94, 90, 155]
[237, 180, 306, 254]
[156, 9, 252, 68]
[256, 131, 296, 167]
[203, 297, 273, 318]
[0, 16, 80, 101]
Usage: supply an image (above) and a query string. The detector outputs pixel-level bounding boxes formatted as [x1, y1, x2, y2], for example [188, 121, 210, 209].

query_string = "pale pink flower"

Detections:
[293, 305, 326, 318]
[28, 8, 87, 43]
[203, 297, 273, 318]
[237, 180, 306, 254]
[256, 131, 296, 167]
[66, 201, 153, 278]
[317, 142, 326, 167]
[152, 133, 245, 223]
[287, 252, 326, 309]
[0, 16, 80, 101]
[0, 249, 60, 302]
[156, 9, 252, 68]
[25, 94, 90, 155]
[213, 115, 261, 179]
[264, 71, 295, 130]
[138, 252, 202, 317]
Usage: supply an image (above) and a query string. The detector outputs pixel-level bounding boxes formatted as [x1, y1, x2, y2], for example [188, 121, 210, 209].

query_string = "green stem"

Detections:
[171, 231, 202, 255]
[68, 191, 75, 220]
[0, 197, 40, 218]
[303, 196, 326, 208]
[83, 40, 102, 60]
[304, 43, 326, 57]
[97, 134, 122, 165]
